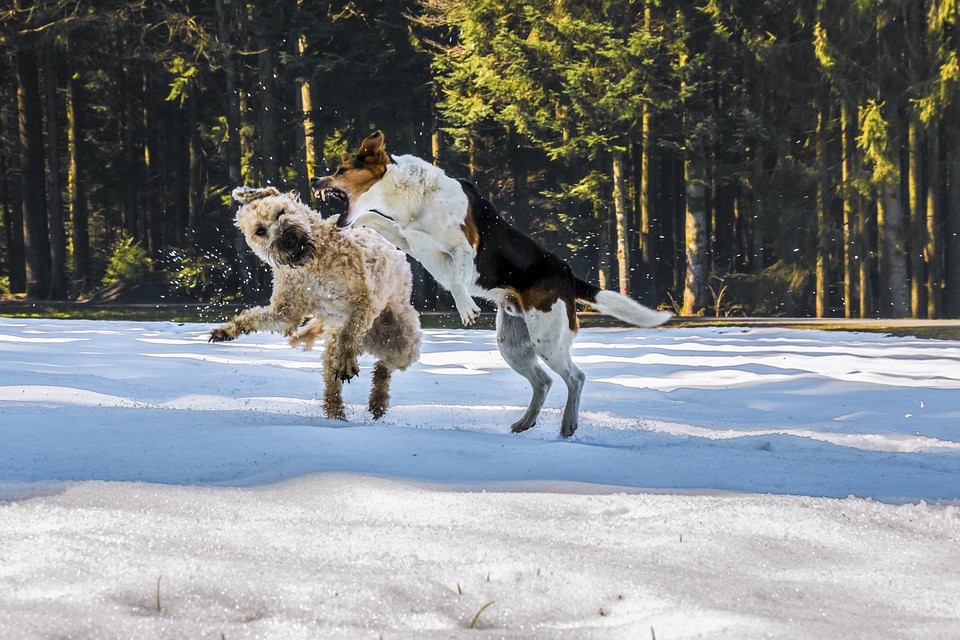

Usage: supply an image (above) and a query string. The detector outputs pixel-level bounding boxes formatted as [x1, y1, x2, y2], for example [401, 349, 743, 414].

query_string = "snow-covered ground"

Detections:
[1, 317, 958, 638]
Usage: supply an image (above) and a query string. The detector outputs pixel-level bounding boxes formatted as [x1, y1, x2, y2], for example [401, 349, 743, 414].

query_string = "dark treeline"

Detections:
[1, 0, 959, 318]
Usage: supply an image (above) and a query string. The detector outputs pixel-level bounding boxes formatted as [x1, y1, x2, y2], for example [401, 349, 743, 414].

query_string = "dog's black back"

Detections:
[459, 180, 600, 315]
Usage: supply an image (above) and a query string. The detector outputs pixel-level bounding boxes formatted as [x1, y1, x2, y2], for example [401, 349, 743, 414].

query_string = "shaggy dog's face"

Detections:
[232, 187, 316, 268]
[311, 130, 390, 229]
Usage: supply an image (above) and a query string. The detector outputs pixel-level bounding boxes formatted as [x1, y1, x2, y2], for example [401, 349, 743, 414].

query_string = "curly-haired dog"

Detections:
[209, 186, 421, 420]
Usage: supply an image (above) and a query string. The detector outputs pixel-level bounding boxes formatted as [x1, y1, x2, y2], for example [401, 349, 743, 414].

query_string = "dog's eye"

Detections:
[334, 166, 346, 176]
[255, 226, 267, 236]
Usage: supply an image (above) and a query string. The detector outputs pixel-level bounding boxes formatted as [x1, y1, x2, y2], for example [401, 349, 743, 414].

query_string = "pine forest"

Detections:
[2, 0, 959, 318]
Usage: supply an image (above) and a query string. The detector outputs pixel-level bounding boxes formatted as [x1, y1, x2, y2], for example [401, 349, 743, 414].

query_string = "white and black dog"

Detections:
[312, 131, 671, 438]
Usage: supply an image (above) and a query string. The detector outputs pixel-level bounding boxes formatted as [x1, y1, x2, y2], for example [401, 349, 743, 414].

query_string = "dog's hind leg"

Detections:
[364, 304, 422, 372]
[496, 305, 552, 433]
[525, 301, 584, 438]
[368, 361, 391, 420]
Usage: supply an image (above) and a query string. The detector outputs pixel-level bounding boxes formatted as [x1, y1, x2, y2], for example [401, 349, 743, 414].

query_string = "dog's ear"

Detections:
[232, 186, 280, 204]
[358, 130, 385, 159]
[341, 152, 353, 163]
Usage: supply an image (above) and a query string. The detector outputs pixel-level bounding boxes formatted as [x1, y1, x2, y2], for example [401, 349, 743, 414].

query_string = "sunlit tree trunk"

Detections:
[431, 130, 442, 167]
[925, 121, 941, 318]
[613, 148, 630, 296]
[639, 101, 656, 305]
[841, 101, 858, 318]
[468, 136, 476, 181]
[638, 0, 656, 305]
[908, 117, 926, 317]
[66, 62, 89, 287]
[597, 206, 611, 291]
[815, 105, 830, 318]
[682, 155, 707, 315]
[17, 46, 50, 299]
[296, 0, 317, 195]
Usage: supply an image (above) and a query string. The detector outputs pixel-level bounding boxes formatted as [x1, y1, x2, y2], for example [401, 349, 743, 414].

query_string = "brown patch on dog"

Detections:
[513, 281, 579, 332]
[461, 203, 480, 249]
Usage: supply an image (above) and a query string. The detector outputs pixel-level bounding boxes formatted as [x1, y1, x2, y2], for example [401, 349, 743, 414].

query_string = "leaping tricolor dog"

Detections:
[312, 131, 671, 438]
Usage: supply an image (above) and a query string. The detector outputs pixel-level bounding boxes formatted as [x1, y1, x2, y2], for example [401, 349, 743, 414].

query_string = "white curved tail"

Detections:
[590, 290, 673, 327]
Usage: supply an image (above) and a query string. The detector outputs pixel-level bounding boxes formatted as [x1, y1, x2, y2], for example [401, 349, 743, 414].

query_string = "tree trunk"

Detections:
[636, 0, 656, 304]
[42, 44, 66, 299]
[682, 155, 707, 315]
[751, 142, 765, 275]
[17, 47, 50, 300]
[639, 101, 656, 305]
[66, 62, 89, 288]
[925, 121, 941, 318]
[187, 93, 203, 235]
[859, 204, 875, 318]
[878, 183, 910, 318]
[122, 65, 139, 240]
[258, 39, 280, 186]
[143, 74, 162, 255]
[431, 130, 442, 167]
[815, 105, 830, 318]
[612, 148, 631, 296]
[597, 204, 611, 291]
[296, 0, 317, 197]
[841, 101, 858, 318]
[508, 125, 530, 233]
[215, 0, 257, 298]
[216, 0, 243, 187]
[672, 154, 685, 294]
[1, 97, 26, 293]
[908, 117, 926, 318]
[945, 108, 960, 318]
[468, 136, 476, 181]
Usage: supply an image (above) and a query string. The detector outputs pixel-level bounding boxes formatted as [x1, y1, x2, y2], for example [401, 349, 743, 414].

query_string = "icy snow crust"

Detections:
[1, 318, 958, 638]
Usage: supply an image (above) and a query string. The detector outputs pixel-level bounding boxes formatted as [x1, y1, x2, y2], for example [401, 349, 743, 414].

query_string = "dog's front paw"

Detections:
[209, 324, 238, 343]
[456, 300, 482, 326]
[331, 357, 361, 382]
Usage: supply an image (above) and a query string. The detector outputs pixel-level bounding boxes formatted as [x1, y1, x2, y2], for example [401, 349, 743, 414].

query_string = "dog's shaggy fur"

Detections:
[313, 131, 671, 438]
[209, 186, 421, 420]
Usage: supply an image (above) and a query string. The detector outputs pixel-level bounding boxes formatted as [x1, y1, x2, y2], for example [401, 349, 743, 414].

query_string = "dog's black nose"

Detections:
[310, 176, 322, 187]
[279, 231, 299, 251]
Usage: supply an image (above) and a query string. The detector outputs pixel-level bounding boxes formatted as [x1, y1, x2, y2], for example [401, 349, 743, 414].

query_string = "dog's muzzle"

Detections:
[274, 229, 315, 266]
[311, 177, 351, 227]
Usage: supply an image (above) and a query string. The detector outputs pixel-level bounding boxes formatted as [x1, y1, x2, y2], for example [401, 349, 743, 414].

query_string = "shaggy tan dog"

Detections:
[209, 186, 421, 420]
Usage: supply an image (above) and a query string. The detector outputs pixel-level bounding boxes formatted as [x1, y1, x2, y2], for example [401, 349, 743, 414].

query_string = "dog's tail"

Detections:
[575, 278, 672, 328]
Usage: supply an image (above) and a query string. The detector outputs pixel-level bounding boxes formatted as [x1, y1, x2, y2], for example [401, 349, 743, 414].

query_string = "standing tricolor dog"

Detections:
[312, 131, 671, 438]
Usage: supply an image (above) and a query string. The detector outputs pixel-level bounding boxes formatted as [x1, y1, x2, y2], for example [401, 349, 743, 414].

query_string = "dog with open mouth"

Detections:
[209, 186, 421, 421]
[312, 131, 671, 438]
